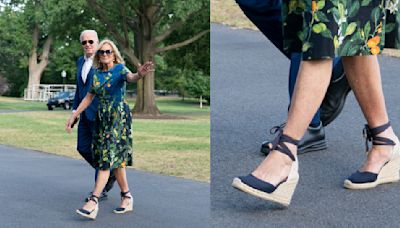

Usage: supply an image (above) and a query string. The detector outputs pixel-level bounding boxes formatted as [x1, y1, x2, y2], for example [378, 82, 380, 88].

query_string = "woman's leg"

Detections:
[252, 59, 333, 185]
[342, 56, 396, 173]
[81, 169, 110, 210]
[114, 168, 132, 207]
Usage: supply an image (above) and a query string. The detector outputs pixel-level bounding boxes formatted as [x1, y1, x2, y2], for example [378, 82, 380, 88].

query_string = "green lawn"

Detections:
[0, 97, 46, 110]
[0, 96, 210, 182]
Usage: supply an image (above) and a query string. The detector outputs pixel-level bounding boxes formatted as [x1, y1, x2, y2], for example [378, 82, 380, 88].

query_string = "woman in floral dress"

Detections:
[66, 39, 153, 219]
[233, 0, 400, 206]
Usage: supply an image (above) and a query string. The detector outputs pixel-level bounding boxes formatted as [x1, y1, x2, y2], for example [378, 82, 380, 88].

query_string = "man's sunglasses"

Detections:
[97, 50, 113, 55]
[81, 40, 94, 45]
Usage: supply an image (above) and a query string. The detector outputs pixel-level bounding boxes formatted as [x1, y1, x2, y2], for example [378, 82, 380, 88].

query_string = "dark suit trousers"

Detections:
[77, 113, 96, 168]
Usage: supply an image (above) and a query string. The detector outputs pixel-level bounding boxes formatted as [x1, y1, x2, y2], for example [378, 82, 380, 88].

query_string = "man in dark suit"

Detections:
[235, 0, 352, 155]
[73, 30, 116, 201]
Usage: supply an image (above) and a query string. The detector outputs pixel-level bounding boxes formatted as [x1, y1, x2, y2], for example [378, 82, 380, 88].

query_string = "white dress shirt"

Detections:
[81, 55, 93, 84]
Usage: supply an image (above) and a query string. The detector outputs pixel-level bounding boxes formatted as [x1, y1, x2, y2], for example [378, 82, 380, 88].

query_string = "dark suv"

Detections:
[47, 91, 75, 110]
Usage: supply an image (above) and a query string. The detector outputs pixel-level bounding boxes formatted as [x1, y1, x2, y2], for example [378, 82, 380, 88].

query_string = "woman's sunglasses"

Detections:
[97, 50, 113, 55]
[81, 40, 94, 45]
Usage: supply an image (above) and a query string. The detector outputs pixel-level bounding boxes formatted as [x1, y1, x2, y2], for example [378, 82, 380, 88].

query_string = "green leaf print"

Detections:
[315, 11, 330, 22]
[331, 0, 339, 7]
[321, 29, 333, 38]
[347, 44, 360, 55]
[346, 22, 357, 36]
[338, 3, 345, 18]
[385, 23, 396, 33]
[334, 35, 340, 49]
[348, 0, 360, 18]
[361, 0, 372, 6]
[298, 0, 306, 10]
[302, 42, 312, 52]
[313, 23, 327, 33]
[289, 0, 298, 13]
[371, 7, 381, 24]
[317, 0, 326, 10]
[352, 29, 364, 42]
[297, 30, 307, 41]
[363, 22, 371, 38]
[330, 7, 341, 23]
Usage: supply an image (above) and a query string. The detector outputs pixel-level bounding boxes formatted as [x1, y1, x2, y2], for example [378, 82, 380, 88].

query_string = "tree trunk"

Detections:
[27, 24, 52, 100]
[131, 4, 160, 115]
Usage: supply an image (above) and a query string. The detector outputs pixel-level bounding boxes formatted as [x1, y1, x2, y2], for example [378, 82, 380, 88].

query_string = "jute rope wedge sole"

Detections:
[232, 173, 298, 207]
[233, 133, 300, 207]
[113, 191, 133, 214]
[113, 200, 133, 214]
[76, 195, 99, 220]
[344, 122, 400, 190]
[76, 206, 99, 220]
[344, 151, 400, 190]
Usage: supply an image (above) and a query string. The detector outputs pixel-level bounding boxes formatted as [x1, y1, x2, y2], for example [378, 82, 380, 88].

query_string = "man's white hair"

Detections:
[79, 30, 99, 42]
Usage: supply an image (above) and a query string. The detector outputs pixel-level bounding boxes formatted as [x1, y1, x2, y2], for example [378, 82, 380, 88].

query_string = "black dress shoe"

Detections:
[104, 172, 117, 192]
[320, 62, 351, 126]
[260, 122, 326, 155]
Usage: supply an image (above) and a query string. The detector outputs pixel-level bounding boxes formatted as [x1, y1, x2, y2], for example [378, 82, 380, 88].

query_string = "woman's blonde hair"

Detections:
[93, 39, 125, 69]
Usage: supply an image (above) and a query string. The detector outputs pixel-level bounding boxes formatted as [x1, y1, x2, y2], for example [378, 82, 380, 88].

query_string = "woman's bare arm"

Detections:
[125, 61, 155, 83]
[65, 93, 95, 133]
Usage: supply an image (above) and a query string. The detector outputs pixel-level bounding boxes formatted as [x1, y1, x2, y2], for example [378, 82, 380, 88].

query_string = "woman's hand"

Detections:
[65, 114, 78, 133]
[137, 61, 155, 78]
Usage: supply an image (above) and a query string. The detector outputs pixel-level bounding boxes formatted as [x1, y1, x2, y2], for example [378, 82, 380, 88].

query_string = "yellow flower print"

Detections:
[367, 36, 380, 48]
[312, 1, 317, 12]
[370, 46, 380, 55]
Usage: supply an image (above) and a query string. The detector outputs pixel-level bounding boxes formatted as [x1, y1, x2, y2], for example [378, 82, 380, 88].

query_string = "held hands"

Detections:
[137, 61, 155, 79]
[65, 114, 79, 133]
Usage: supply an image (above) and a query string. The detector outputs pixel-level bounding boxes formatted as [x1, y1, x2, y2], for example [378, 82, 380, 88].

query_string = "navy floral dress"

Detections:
[282, 0, 400, 59]
[89, 64, 133, 170]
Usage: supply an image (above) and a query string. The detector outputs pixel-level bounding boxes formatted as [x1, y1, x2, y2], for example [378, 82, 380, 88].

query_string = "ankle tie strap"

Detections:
[120, 191, 131, 199]
[363, 122, 395, 152]
[89, 194, 99, 204]
[269, 123, 286, 135]
[267, 130, 299, 161]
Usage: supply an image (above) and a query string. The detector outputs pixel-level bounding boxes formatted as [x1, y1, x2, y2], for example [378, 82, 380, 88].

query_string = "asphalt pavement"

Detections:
[211, 23, 400, 228]
[0, 145, 210, 228]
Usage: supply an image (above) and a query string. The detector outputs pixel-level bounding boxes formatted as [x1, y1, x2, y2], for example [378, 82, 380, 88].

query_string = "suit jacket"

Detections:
[73, 56, 99, 121]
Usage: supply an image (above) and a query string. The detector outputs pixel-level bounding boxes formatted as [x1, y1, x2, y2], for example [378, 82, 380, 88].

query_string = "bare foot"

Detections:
[359, 127, 397, 173]
[251, 143, 297, 186]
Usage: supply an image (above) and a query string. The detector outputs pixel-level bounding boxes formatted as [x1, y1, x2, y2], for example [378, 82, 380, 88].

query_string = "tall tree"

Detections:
[162, 4, 210, 103]
[3, 0, 93, 98]
[87, 0, 210, 115]
[0, 3, 31, 96]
